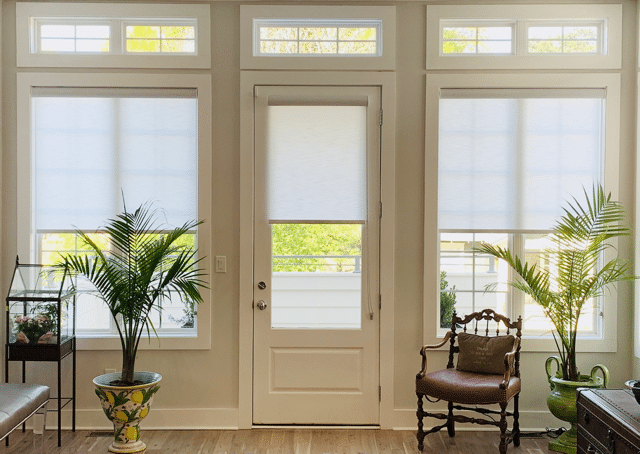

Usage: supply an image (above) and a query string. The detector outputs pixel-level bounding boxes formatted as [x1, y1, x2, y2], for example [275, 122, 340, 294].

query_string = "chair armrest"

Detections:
[416, 331, 454, 379]
[500, 336, 521, 389]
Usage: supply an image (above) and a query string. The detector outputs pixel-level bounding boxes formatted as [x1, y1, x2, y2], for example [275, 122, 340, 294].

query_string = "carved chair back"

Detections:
[446, 308, 522, 377]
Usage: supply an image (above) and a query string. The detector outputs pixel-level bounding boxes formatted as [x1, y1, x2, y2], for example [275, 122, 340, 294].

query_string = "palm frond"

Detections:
[58, 201, 207, 384]
[475, 184, 634, 381]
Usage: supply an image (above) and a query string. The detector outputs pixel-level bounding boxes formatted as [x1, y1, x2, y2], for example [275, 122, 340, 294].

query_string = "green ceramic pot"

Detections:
[545, 356, 609, 454]
[93, 372, 162, 453]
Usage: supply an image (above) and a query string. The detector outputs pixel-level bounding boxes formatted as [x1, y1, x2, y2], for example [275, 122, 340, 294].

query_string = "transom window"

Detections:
[254, 19, 382, 56]
[32, 18, 197, 55]
[427, 5, 620, 70]
[442, 22, 514, 55]
[37, 21, 110, 53]
[527, 22, 601, 54]
[125, 23, 196, 54]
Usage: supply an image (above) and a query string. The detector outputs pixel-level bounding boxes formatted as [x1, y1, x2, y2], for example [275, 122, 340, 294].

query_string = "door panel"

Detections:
[253, 85, 380, 425]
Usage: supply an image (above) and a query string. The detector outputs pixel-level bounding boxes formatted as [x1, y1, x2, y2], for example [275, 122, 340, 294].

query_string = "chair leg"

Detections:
[416, 393, 425, 452]
[447, 401, 455, 437]
[513, 395, 520, 447]
[499, 402, 508, 454]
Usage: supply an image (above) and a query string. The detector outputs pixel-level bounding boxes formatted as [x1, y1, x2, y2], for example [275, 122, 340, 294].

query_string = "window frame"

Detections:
[425, 72, 621, 353]
[426, 4, 622, 70]
[17, 72, 212, 351]
[16, 2, 211, 69]
[240, 5, 396, 71]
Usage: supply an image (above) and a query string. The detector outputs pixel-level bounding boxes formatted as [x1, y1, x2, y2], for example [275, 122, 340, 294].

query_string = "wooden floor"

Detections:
[0, 429, 551, 453]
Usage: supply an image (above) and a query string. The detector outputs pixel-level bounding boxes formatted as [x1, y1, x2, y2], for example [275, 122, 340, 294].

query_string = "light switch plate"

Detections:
[215, 256, 226, 273]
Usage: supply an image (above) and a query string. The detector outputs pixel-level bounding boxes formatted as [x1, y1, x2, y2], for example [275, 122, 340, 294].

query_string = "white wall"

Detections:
[1, 0, 637, 431]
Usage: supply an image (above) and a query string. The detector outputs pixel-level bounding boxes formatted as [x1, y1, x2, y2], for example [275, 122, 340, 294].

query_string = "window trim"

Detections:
[17, 72, 212, 350]
[240, 5, 396, 71]
[426, 4, 622, 70]
[16, 2, 211, 69]
[425, 72, 621, 353]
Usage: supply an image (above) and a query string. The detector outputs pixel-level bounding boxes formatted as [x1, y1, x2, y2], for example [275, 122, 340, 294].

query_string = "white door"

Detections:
[253, 86, 381, 425]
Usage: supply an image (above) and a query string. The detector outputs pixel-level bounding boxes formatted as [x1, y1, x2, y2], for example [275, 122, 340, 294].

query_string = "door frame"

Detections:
[239, 71, 396, 429]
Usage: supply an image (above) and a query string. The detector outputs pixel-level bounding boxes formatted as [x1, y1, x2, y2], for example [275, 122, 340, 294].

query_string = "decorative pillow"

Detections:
[456, 332, 515, 375]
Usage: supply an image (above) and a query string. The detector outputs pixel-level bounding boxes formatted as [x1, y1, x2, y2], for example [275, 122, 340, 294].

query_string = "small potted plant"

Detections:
[59, 202, 207, 454]
[477, 185, 635, 454]
[13, 313, 55, 344]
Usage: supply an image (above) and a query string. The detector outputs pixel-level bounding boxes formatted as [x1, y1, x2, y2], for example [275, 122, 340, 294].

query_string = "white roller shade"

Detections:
[32, 87, 198, 231]
[438, 88, 604, 232]
[266, 102, 367, 223]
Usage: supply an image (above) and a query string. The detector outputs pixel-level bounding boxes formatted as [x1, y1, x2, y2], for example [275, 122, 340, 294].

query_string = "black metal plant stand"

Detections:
[4, 258, 77, 447]
[5, 338, 76, 446]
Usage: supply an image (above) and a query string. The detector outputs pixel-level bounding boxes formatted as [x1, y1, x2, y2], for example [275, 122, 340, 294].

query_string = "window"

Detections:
[36, 21, 111, 53]
[240, 5, 396, 70]
[441, 22, 514, 55]
[31, 87, 198, 336]
[438, 88, 605, 335]
[17, 3, 210, 68]
[17, 73, 212, 349]
[254, 19, 381, 56]
[527, 22, 601, 54]
[426, 4, 622, 70]
[426, 73, 621, 352]
[124, 22, 196, 54]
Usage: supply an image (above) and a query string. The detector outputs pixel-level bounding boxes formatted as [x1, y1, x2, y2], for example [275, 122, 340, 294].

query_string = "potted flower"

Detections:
[476, 185, 635, 454]
[13, 313, 55, 344]
[59, 202, 207, 454]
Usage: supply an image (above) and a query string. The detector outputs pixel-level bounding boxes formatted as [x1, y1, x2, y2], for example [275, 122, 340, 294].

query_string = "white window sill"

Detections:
[76, 331, 210, 351]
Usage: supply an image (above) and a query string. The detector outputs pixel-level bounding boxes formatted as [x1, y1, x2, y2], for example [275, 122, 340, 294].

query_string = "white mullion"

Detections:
[509, 233, 525, 320]
[472, 233, 477, 313]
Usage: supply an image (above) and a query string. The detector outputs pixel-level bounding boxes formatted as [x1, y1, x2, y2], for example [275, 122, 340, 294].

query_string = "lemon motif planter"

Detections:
[94, 372, 162, 453]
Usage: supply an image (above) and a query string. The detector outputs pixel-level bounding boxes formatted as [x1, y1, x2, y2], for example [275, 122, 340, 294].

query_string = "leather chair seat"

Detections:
[416, 369, 521, 405]
[0, 384, 49, 440]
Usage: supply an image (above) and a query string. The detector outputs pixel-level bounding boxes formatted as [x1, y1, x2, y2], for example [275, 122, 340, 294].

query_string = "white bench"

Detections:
[0, 384, 49, 453]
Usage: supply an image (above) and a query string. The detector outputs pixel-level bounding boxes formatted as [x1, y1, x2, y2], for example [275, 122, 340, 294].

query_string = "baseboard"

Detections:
[36, 407, 559, 432]
[392, 408, 563, 432]
[42, 408, 239, 430]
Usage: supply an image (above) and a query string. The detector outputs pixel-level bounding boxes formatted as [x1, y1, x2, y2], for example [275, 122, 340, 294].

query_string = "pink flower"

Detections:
[14, 315, 30, 324]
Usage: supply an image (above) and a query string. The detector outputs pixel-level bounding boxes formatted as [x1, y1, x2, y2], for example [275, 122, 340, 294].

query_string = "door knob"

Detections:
[257, 300, 267, 310]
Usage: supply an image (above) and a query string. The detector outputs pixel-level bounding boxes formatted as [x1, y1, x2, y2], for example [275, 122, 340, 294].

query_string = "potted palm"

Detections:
[476, 185, 634, 454]
[59, 203, 207, 454]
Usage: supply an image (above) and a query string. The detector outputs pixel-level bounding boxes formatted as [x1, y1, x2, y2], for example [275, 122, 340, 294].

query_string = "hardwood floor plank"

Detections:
[0, 429, 551, 453]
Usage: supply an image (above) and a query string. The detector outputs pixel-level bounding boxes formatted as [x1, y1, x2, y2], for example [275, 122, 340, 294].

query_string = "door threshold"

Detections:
[252, 425, 381, 430]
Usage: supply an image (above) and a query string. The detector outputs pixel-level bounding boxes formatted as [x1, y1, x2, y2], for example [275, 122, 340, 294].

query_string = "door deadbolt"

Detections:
[257, 300, 267, 310]
[258, 281, 267, 290]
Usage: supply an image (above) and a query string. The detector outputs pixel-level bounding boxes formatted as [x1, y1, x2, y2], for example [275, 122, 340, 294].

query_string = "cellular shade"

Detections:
[438, 88, 604, 232]
[32, 87, 198, 231]
[266, 103, 367, 223]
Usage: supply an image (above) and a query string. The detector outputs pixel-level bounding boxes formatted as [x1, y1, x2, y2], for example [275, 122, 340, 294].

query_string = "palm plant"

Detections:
[476, 186, 633, 382]
[59, 203, 207, 385]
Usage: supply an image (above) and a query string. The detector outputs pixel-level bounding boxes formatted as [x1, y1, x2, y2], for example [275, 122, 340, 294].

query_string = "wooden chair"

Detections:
[415, 309, 522, 454]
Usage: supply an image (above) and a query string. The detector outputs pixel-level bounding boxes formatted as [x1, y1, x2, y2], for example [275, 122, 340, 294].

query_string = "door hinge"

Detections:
[379, 385, 382, 402]
[379, 294, 381, 310]
[379, 201, 383, 219]
[379, 109, 383, 126]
